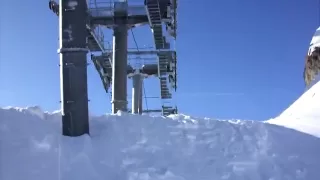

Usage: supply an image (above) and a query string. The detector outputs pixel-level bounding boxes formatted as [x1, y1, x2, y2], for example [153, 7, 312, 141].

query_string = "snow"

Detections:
[308, 26, 320, 55]
[63, 25, 73, 42]
[1, 107, 320, 180]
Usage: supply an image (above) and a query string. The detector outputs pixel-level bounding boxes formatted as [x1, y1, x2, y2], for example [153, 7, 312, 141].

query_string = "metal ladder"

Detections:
[145, 0, 177, 116]
[91, 53, 112, 93]
[160, 76, 171, 99]
[87, 31, 101, 51]
[158, 52, 168, 76]
[162, 105, 177, 116]
[145, 0, 165, 49]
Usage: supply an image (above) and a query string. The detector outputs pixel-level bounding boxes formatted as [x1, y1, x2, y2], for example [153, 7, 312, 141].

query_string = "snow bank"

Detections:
[1, 107, 320, 180]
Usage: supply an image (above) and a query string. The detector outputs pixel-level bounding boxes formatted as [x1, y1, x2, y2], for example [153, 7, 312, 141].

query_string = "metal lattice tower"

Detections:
[48, 0, 178, 136]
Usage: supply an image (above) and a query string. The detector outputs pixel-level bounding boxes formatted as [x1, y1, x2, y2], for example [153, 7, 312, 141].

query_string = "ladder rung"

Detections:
[161, 94, 171, 96]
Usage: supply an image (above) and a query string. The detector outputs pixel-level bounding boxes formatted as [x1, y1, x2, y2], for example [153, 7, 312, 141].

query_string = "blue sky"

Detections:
[0, 0, 319, 120]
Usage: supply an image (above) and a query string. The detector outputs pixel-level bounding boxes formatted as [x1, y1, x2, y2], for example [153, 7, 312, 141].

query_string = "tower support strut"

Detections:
[132, 73, 143, 114]
[111, 2, 129, 113]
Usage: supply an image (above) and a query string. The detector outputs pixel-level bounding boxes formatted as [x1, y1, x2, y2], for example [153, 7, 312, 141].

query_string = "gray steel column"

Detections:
[132, 74, 143, 114]
[112, 2, 128, 114]
[58, 0, 89, 136]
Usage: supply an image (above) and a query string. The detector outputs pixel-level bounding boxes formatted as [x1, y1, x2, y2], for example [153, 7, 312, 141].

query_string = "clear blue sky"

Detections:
[0, 0, 319, 120]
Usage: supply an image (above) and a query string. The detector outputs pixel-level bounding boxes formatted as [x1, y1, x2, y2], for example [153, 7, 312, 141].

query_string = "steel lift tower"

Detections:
[88, 0, 152, 114]
[48, 0, 178, 136]
[86, 0, 178, 116]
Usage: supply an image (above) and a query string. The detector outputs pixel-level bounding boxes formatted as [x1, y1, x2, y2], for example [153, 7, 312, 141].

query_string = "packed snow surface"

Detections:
[1, 107, 320, 180]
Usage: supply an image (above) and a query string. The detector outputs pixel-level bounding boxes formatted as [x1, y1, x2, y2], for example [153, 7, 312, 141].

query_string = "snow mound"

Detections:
[268, 79, 320, 138]
[1, 107, 320, 180]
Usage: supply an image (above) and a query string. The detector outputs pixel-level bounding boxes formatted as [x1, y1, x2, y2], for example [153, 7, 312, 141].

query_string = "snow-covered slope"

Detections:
[267, 80, 320, 138]
[1, 107, 320, 180]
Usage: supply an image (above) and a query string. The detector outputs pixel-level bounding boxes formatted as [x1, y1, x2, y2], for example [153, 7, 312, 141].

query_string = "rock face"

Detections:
[304, 27, 320, 86]
[304, 47, 320, 86]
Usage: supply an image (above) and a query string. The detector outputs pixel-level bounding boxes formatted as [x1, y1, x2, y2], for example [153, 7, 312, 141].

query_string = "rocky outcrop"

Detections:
[304, 47, 320, 86]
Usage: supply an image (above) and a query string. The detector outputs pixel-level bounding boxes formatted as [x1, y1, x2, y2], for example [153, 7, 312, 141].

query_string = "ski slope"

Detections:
[1, 106, 320, 180]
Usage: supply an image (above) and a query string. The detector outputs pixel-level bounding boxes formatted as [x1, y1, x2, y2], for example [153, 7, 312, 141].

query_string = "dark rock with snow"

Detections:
[304, 27, 320, 86]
